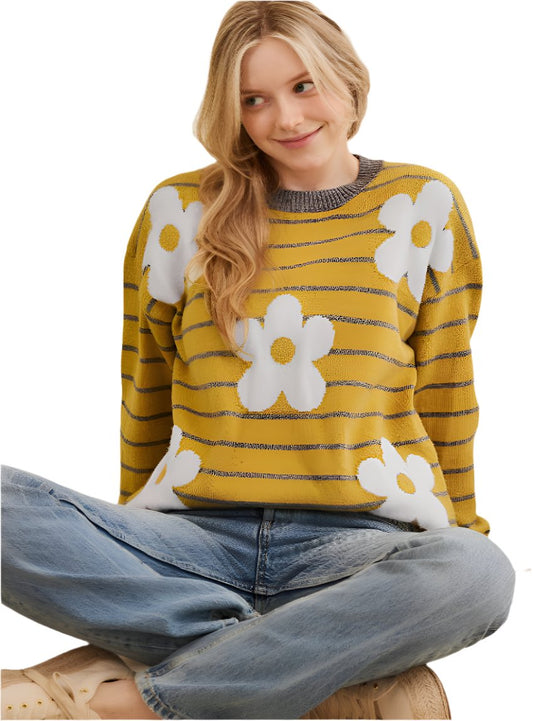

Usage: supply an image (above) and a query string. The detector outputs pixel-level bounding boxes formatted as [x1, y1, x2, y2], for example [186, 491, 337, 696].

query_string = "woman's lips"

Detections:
[275, 127, 322, 149]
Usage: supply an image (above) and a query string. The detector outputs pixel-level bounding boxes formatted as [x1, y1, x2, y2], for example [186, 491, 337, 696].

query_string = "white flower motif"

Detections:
[236, 294, 334, 412]
[142, 186, 203, 304]
[357, 438, 449, 530]
[375, 180, 454, 301]
[127, 426, 201, 511]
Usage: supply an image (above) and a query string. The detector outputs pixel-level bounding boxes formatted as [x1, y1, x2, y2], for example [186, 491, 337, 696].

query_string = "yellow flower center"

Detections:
[159, 224, 180, 251]
[270, 336, 296, 365]
[410, 220, 433, 248]
[396, 473, 416, 494]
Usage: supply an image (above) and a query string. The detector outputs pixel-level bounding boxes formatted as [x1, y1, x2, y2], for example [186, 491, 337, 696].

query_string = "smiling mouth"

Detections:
[275, 127, 322, 148]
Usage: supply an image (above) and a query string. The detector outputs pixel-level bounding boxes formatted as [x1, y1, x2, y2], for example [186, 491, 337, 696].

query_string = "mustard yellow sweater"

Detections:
[121, 156, 489, 534]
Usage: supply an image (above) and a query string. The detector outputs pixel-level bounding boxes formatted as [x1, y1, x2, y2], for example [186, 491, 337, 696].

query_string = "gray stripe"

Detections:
[173, 404, 416, 421]
[450, 492, 476, 503]
[269, 207, 381, 225]
[174, 490, 380, 512]
[416, 349, 471, 367]
[124, 282, 139, 291]
[185, 292, 205, 308]
[146, 313, 173, 327]
[178, 315, 398, 338]
[124, 314, 139, 323]
[251, 285, 398, 299]
[251, 287, 416, 320]
[180, 350, 236, 364]
[411, 316, 478, 337]
[330, 348, 414, 368]
[182, 429, 430, 450]
[418, 407, 478, 418]
[397, 302, 417, 319]
[415, 380, 473, 394]
[120, 463, 153, 475]
[328, 380, 414, 393]
[432, 434, 475, 447]
[271, 256, 375, 269]
[122, 374, 171, 394]
[174, 378, 415, 395]
[421, 283, 482, 306]
[122, 345, 166, 364]
[322, 315, 398, 332]
[364, 172, 450, 194]
[175, 320, 214, 341]
[146, 296, 179, 321]
[120, 431, 170, 448]
[443, 465, 475, 475]
[202, 467, 359, 481]
[182, 430, 383, 452]
[394, 435, 430, 447]
[173, 379, 238, 391]
[427, 267, 441, 295]
[122, 401, 172, 422]
[269, 228, 388, 247]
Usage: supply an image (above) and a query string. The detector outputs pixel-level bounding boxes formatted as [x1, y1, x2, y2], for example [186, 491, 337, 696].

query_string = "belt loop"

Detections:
[262, 507, 275, 522]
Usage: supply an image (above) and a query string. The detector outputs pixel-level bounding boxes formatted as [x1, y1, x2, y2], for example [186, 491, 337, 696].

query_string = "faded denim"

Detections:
[2, 466, 515, 719]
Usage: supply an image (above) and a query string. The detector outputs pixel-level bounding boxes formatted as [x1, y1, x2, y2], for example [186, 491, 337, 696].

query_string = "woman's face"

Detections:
[240, 37, 356, 190]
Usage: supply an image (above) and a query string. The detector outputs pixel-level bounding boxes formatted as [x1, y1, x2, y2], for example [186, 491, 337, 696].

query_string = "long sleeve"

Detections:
[119, 203, 175, 503]
[407, 187, 489, 534]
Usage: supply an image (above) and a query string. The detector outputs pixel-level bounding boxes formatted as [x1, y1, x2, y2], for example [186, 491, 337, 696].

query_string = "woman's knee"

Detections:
[1, 466, 67, 576]
[435, 526, 515, 629]
[1, 465, 54, 507]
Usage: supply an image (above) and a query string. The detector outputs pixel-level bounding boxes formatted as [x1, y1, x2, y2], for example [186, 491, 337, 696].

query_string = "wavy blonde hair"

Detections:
[190, 1, 370, 349]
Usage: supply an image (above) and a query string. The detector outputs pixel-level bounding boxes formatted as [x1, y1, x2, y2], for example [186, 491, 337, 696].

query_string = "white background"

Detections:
[1, 1, 531, 718]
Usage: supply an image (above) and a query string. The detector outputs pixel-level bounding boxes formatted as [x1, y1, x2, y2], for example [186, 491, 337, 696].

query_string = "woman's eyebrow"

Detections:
[240, 71, 311, 95]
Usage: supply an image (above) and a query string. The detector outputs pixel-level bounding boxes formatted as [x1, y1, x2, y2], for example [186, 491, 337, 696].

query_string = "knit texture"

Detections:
[120, 156, 488, 534]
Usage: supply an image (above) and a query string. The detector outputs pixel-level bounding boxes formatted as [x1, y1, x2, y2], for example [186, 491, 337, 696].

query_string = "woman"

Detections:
[1, 1, 515, 719]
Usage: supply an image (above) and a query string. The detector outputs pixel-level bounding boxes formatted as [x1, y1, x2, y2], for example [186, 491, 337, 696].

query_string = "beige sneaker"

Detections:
[1, 645, 133, 719]
[301, 665, 451, 719]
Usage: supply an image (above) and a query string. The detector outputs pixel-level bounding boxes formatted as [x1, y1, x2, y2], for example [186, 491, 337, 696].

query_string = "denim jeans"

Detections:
[1, 465, 515, 719]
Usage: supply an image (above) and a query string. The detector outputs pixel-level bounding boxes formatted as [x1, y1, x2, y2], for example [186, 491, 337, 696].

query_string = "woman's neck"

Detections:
[275, 152, 360, 192]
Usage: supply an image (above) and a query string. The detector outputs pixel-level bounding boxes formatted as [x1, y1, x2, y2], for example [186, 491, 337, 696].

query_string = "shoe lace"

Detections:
[22, 668, 96, 720]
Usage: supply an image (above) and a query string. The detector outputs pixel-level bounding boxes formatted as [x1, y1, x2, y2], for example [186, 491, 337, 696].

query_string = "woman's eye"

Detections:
[294, 81, 314, 94]
[244, 95, 266, 107]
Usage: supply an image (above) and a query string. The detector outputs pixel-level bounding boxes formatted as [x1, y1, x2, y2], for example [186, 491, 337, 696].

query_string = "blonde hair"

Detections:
[191, 1, 370, 349]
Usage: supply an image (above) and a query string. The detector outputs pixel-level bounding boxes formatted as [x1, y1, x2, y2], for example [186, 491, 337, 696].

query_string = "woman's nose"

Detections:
[275, 97, 304, 131]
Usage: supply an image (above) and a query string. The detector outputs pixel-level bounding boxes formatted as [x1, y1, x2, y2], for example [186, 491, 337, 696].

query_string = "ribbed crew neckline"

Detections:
[268, 155, 383, 213]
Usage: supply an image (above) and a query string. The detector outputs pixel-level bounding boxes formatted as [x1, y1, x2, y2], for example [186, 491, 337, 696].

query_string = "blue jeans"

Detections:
[1, 466, 514, 719]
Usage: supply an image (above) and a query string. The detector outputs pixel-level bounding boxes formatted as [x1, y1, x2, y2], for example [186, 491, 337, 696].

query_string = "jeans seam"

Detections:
[45, 491, 259, 594]
[147, 612, 269, 680]
[253, 519, 272, 596]
[138, 673, 191, 720]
